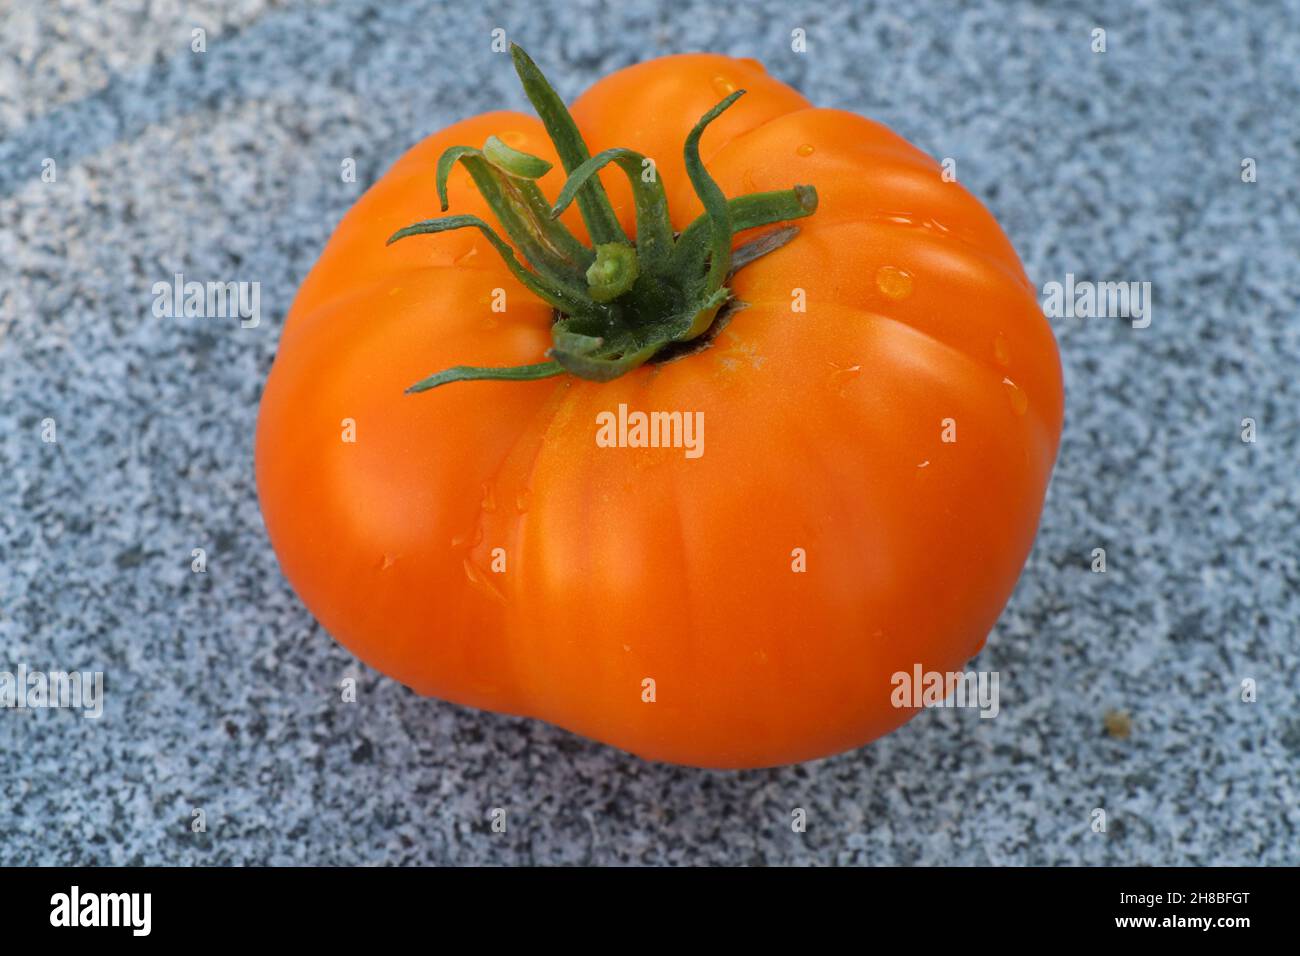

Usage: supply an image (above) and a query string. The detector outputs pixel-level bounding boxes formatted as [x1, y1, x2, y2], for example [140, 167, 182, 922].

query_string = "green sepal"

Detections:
[553, 148, 674, 273]
[510, 44, 627, 246]
[482, 136, 553, 179]
[387, 215, 597, 317]
[406, 360, 565, 393]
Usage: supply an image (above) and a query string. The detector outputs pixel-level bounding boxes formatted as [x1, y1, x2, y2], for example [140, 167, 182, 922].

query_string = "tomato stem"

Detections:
[586, 242, 640, 301]
[387, 45, 819, 390]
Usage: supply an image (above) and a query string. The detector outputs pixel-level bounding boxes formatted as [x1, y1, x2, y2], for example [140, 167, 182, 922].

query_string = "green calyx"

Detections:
[388, 44, 818, 392]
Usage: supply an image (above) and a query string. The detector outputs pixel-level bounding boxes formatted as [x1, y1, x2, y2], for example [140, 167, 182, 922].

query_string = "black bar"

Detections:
[0, 866, 1286, 941]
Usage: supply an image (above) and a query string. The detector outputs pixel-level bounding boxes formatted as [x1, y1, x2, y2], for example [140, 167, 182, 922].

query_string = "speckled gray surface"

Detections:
[1, 0, 1297, 865]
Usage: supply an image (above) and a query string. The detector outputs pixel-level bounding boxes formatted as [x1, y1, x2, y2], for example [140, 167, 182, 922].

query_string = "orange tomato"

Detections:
[256, 49, 1063, 768]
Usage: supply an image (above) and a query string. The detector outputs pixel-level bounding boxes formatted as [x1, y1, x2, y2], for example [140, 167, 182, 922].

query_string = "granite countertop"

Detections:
[1, 0, 1296, 865]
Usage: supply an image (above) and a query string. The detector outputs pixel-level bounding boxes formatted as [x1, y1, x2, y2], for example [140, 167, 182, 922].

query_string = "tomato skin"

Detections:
[256, 54, 1063, 768]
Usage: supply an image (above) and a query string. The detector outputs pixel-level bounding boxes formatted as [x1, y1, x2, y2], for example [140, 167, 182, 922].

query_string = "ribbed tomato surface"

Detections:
[256, 54, 1063, 767]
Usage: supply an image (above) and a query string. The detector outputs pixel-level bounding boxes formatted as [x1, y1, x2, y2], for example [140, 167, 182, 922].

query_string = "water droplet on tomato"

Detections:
[499, 129, 527, 148]
[515, 488, 532, 513]
[450, 526, 484, 549]
[827, 361, 862, 394]
[993, 333, 1012, 367]
[1003, 377, 1028, 415]
[463, 558, 506, 604]
[875, 265, 913, 300]
[712, 74, 736, 96]
[796, 143, 815, 157]
[480, 484, 496, 513]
